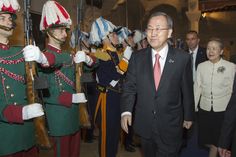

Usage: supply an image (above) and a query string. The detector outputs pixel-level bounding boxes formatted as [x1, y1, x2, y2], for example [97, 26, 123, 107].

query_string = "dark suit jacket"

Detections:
[230, 55, 236, 64]
[195, 47, 207, 69]
[218, 73, 236, 149]
[187, 46, 207, 69]
[121, 46, 195, 145]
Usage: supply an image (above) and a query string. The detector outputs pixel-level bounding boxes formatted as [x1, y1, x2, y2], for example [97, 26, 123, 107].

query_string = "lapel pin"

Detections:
[168, 59, 174, 63]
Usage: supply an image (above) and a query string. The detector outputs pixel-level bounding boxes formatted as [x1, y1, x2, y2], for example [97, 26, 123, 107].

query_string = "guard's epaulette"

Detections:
[92, 48, 111, 61]
[103, 44, 116, 52]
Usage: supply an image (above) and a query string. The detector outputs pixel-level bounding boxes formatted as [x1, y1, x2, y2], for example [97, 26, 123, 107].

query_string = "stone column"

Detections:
[185, 0, 201, 32]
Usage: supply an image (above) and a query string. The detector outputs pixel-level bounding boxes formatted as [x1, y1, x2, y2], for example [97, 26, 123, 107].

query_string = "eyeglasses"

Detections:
[146, 27, 169, 33]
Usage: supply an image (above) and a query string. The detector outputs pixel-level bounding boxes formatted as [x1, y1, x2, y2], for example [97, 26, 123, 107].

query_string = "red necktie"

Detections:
[154, 54, 161, 90]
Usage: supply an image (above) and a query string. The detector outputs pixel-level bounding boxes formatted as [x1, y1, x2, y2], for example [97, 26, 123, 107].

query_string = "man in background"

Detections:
[185, 30, 207, 82]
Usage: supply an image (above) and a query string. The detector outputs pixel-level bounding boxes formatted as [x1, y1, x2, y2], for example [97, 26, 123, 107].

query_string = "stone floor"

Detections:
[39, 139, 142, 157]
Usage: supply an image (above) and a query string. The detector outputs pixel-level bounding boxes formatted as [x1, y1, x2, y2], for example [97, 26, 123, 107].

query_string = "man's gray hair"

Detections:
[148, 12, 173, 29]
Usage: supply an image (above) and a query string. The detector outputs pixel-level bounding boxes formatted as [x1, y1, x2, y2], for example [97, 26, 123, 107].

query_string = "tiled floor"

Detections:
[39, 139, 142, 157]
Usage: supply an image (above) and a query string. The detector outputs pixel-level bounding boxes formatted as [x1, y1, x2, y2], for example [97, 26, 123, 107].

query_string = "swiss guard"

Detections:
[71, 29, 100, 143]
[90, 17, 133, 157]
[117, 27, 135, 49]
[0, 0, 44, 156]
[133, 29, 148, 50]
[23, 1, 95, 157]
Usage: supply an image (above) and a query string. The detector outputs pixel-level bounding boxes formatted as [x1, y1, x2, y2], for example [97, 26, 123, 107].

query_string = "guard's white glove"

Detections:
[72, 93, 87, 103]
[23, 45, 48, 64]
[22, 103, 44, 120]
[74, 51, 93, 65]
[123, 46, 133, 61]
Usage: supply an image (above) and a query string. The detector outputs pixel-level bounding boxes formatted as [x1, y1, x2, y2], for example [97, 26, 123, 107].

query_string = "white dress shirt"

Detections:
[189, 46, 198, 82]
[152, 44, 168, 73]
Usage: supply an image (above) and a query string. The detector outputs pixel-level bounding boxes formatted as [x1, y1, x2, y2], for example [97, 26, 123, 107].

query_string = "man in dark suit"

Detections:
[185, 30, 207, 82]
[121, 12, 194, 157]
[181, 30, 208, 157]
[218, 74, 236, 157]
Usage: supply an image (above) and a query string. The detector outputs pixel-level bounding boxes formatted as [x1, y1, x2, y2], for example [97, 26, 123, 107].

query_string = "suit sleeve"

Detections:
[182, 55, 195, 121]
[121, 53, 137, 113]
[218, 73, 236, 149]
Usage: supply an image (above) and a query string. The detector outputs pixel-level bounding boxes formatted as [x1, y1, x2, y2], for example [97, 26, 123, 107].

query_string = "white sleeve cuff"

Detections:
[109, 80, 119, 87]
[121, 111, 132, 117]
[86, 56, 94, 66]
[72, 93, 87, 103]
[40, 53, 49, 66]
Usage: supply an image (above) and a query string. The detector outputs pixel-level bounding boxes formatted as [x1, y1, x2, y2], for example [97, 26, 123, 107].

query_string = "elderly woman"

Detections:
[194, 38, 236, 157]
